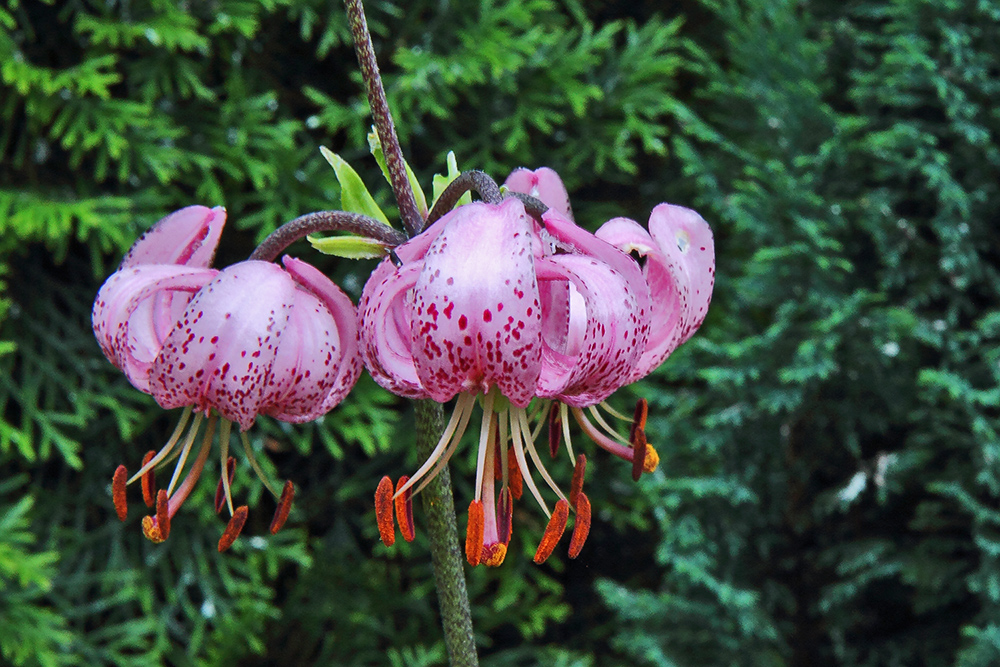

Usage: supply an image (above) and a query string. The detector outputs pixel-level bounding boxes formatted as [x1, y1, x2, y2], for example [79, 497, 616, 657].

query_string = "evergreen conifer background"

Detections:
[1, 0, 998, 665]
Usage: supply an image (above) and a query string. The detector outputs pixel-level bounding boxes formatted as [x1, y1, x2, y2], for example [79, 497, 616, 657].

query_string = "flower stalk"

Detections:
[343, 0, 423, 238]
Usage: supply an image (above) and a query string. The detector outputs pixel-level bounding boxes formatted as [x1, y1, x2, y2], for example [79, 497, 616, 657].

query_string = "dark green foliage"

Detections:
[2, 0, 998, 665]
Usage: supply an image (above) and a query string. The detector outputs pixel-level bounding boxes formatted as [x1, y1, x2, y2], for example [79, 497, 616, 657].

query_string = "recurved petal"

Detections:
[503, 167, 574, 221]
[150, 261, 296, 430]
[357, 259, 428, 398]
[535, 253, 644, 406]
[93, 265, 217, 393]
[649, 204, 715, 346]
[410, 199, 543, 407]
[121, 206, 226, 269]
[281, 256, 363, 416]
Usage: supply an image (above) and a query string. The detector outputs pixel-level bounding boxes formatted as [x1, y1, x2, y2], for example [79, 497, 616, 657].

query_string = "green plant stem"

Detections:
[343, 0, 422, 238]
[414, 399, 480, 667]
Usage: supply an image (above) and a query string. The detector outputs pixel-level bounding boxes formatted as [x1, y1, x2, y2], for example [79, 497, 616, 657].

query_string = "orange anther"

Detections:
[507, 447, 523, 500]
[270, 480, 294, 535]
[155, 489, 170, 541]
[112, 465, 128, 521]
[643, 443, 660, 473]
[214, 456, 236, 514]
[141, 516, 165, 543]
[141, 451, 157, 508]
[569, 454, 587, 507]
[375, 475, 396, 547]
[631, 427, 648, 482]
[548, 403, 562, 458]
[630, 398, 648, 443]
[394, 476, 415, 542]
[533, 499, 569, 564]
[482, 543, 508, 567]
[465, 500, 484, 566]
[497, 487, 513, 545]
[218, 505, 248, 552]
[568, 492, 591, 559]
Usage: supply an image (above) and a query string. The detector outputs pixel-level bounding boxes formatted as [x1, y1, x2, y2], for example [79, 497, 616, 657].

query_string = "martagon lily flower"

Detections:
[93, 205, 362, 550]
[358, 169, 711, 566]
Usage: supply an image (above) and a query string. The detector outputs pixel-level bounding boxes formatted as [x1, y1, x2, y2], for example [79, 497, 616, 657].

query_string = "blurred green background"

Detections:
[2, 0, 998, 665]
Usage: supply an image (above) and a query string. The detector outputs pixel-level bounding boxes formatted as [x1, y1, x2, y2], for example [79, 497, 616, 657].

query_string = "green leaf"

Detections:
[431, 151, 471, 209]
[318, 146, 390, 225]
[366, 129, 428, 217]
[307, 234, 389, 259]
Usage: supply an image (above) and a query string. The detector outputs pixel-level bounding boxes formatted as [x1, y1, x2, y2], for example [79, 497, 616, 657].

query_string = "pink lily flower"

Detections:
[359, 196, 654, 565]
[94, 206, 361, 550]
[504, 166, 715, 488]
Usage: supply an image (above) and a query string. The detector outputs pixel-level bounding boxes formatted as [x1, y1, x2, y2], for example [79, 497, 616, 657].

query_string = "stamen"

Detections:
[218, 505, 249, 552]
[141, 489, 171, 543]
[394, 476, 415, 542]
[113, 465, 128, 521]
[568, 492, 591, 559]
[218, 420, 235, 516]
[270, 480, 295, 535]
[560, 402, 573, 460]
[140, 451, 157, 508]
[631, 427, 648, 482]
[472, 391, 497, 502]
[518, 409, 567, 503]
[127, 406, 193, 485]
[214, 457, 237, 514]
[570, 406, 636, 463]
[548, 402, 561, 458]
[465, 500, 484, 566]
[375, 475, 396, 547]
[569, 454, 587, 507]
[598, 400, 631, 421]
[165, 414, 216, 517]
[508, 408, 549, 516]
[165, 412, 205, 496]
[587, 405, 629, 446]
[497, 487, 513, 545]
[533, 499, 569, 564]
[240, 431, 280, 498]
[630, 398, 648, 444]
[405, 393, 476, 496]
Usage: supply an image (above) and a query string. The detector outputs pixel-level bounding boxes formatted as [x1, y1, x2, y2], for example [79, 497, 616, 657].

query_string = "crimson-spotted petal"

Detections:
[409, 199, 543, 407]
[121, 206, 226, 269]
[92, 264, 218, 393]
[503, 167, 574, 222]
[150, 261, 297, 430]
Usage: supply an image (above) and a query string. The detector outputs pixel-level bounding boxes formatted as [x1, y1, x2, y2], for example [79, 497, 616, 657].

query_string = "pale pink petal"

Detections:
[410, 199, 543, 407]
[503, 167, 574, 221]
[358, 260, 428, 399]
[150, 261, 296, 430]
[649, 204, 715, 346]
[535, 253, 644, 406]
[281, 256, 363, 416]
[92, 265, 217, 392]
[121, 206, 226, 269]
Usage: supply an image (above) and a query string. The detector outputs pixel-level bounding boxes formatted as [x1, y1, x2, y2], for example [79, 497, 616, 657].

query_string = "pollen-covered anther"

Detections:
[270, 480, 294, 535]
[548, 402, 562, 458]
[631, 427, 648, 482]
[497, 487, 513, 545]
[643, 442, 660, 474]
[507, 447, 523, 500]
[568, 492, 591, 559]
[141, 450, 157, 508]
[533, 499, 569, 564]
[465, 500, 485, 566]
[394, 476, 415, 543]
[218, 505, 249, 552]
[482, 543, 508, 567]
[375, 475, 396, 547]
[214, 456, 236, 514]
[569, 454, 587, 507]
[141, 490, 171, 544]
[112, 465, 128, 521]
[629, 398, 648, 443]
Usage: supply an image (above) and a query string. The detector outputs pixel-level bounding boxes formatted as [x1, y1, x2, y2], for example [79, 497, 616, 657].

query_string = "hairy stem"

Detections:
[415, 399, 480, 667]
[424, 171, 551, 231]
[249, 210, 406, 262]
[343, 0, 422, 237]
